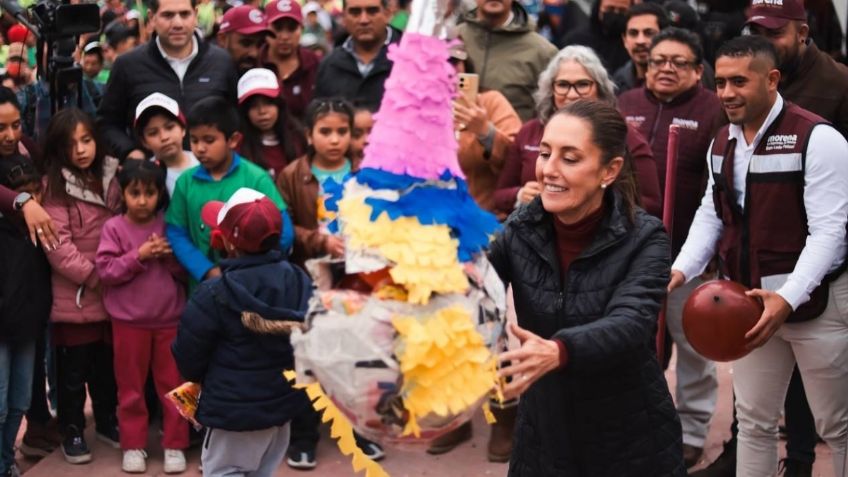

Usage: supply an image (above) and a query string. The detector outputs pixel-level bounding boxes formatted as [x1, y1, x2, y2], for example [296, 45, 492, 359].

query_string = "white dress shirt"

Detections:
[156, 36, 199, 84]
[672, 94, 848, 310]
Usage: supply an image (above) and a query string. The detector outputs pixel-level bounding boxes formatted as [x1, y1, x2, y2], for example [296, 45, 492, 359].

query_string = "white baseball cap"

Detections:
[134, 92, 184, 127]
[237, 68, 281, 104]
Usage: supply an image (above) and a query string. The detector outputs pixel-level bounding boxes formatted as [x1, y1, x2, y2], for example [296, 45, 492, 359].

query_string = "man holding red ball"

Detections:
[669, 35, 848, 477]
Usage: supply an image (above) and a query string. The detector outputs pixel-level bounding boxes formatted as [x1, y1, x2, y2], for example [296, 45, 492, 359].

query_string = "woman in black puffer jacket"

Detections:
[491, 100, 684, 477]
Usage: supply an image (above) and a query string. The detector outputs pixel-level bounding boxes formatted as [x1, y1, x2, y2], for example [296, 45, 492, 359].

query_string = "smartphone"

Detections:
[457, 73, 479, 104]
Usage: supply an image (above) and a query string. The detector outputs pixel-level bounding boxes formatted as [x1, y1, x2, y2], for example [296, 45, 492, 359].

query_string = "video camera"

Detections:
[1, 0, 101, 114]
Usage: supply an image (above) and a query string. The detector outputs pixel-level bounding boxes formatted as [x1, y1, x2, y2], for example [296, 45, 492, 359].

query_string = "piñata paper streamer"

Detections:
[339, 197, 468, 303]
[391, 305, 499, 436]
[284, 371, 389, 477]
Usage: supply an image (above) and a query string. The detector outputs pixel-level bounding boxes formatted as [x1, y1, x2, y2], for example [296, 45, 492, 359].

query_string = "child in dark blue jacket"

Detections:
[171, 187, 312, 477]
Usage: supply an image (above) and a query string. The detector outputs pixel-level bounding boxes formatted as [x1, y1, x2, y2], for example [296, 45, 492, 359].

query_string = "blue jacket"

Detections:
[171, 250, 313, 431]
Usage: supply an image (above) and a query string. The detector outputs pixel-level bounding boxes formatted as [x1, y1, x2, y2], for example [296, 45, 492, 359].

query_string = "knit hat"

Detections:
[201, 188, 282, 253]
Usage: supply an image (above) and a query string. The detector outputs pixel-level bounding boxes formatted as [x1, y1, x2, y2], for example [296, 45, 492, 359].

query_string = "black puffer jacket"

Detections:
[488, 192, 684, 477]
[96, 32, 238, 160]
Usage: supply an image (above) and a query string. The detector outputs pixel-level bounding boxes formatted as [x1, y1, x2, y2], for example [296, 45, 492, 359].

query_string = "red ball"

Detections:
[682, 280, 763, 362]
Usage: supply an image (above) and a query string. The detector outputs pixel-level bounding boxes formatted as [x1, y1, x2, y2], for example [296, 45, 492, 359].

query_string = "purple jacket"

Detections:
[43, 157, 122, 324]
[617, 85, 724, 255]
[96, 213, 186, 328]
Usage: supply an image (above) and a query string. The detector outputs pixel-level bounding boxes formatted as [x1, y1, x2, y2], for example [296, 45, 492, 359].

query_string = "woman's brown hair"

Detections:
[552, 100, 640, 221]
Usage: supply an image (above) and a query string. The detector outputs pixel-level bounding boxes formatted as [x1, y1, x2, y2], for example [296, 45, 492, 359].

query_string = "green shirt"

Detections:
[166, 154, 288, 281]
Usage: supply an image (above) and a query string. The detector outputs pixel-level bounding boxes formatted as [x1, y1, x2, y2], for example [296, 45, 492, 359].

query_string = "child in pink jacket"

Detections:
[42, 109, 121, 465]
[96, 160, 189, 474]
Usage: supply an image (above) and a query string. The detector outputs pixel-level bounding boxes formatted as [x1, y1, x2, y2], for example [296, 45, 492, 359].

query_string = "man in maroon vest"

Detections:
[671, 35, 848, 477]
[618, 26, 724, 468]
[746, 2, 848, 472]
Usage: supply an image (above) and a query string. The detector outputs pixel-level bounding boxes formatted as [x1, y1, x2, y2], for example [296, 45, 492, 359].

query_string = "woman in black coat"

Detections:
[491, 100, 685, 477]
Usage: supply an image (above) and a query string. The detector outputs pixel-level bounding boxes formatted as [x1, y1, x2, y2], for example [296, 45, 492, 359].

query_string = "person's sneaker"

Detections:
[690, 438, 736, 477]
[779, 458, 813, 477]
[354, 434, 385, 461]
[61, 425, 92, 464]
[121, 449, 147, 473]
[20, 419, 62, 458]
[164, 449, 187, 474]
[286, 442, 317, 470]
[96, 423, 121, 449]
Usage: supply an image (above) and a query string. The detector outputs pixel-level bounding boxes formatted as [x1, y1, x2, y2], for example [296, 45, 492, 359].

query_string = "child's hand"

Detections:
[150, 234, 173, 257]
[325, 235, 345, 258]
[204, 267, 222, 280]
[138, 237, 157, 261]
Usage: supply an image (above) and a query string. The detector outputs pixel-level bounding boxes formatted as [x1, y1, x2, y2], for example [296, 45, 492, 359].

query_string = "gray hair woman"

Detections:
[493, 45, 662, 218]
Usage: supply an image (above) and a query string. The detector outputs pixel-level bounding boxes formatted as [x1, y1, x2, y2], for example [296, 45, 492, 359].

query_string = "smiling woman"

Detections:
[488, 100, 684, 476]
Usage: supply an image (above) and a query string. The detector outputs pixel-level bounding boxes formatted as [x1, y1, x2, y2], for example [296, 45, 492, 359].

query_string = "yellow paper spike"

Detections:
[482, 402, 497, 425]
[391, 306, 499, 437]
[284, 371, 390, 477]
[338, 198, 468, 304]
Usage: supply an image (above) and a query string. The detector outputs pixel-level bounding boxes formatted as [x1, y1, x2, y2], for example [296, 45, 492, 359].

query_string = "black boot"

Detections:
[690, 438, 736, 477]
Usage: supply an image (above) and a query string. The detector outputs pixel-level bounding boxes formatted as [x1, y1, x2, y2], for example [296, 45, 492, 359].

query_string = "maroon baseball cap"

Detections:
[746, 0, 806, 29]
[266, 0, 303, 25]
[201, 188, 282, 253]
[219, 5, 271, 35]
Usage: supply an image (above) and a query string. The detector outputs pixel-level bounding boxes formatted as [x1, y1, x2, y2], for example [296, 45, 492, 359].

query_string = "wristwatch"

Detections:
[13, 191, 32, 211]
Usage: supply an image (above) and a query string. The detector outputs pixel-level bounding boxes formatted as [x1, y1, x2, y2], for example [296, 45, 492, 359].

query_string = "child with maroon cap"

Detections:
[171, 187, 312, 477]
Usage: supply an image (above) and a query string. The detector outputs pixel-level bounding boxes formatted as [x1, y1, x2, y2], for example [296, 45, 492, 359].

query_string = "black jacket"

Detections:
[560, 0, 630, 72]
[313, 28, 402, 111]
[0, 218, 52, 343]
[488, 193, 684, 477]
[96, 33, 238, 160]
[171, 250, 312, 431]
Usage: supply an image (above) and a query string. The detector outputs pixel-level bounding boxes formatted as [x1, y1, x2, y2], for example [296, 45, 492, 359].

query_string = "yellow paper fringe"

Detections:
[338, 198, 468, 304]
[283, 371, 389, 477]
[391, 306, 499, 436]
[482, 402, 497, 425]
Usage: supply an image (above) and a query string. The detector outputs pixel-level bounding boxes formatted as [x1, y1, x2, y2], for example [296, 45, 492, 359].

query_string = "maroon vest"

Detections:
[710, 102, 841, 322]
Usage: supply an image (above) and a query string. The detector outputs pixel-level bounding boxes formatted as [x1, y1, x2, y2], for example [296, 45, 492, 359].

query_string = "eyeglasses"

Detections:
[346, 6, 381, 16]
[647, 57, 697, 70]
[553, 79, 595, 96]
[625, 28, 658, 39]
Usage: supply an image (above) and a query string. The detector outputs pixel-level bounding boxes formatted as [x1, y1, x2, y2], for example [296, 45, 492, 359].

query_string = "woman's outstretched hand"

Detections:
[498, 322, 562, 400]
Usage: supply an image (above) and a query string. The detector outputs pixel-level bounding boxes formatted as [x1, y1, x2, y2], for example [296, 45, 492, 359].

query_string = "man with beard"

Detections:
[263, 0, 319, 122]
[672, 35, 848, 477]
[747, 0, 848, 137]
[217, 5, 271, 75]
[457, 0, 557, 121]
[618, 27, 724, 471]
[612, 3, 668, 93]
[314, 0, 400, 111]
[97, 0, 237, 162]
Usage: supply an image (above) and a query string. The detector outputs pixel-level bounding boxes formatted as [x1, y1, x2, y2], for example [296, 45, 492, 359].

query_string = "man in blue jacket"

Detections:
[171, 188, 312, 476]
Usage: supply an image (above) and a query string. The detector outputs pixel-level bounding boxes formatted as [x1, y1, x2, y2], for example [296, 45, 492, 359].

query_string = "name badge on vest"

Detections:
[293, 85, 301, 96]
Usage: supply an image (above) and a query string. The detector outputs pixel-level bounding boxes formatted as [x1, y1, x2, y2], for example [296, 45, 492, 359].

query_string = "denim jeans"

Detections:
[0, 340, 35, 473]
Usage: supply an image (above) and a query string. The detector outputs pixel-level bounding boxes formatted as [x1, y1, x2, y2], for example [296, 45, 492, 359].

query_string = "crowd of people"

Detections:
[0, 0, 848, 475]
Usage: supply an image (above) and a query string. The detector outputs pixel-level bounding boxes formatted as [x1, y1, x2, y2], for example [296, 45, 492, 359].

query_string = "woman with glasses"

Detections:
[493, 45, 662, 219]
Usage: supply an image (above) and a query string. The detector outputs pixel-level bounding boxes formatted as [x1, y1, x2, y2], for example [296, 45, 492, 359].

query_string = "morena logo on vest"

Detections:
[751, 0, 783, 6]
[672, 117, 699, 131]
[765, 134, 797, 151]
